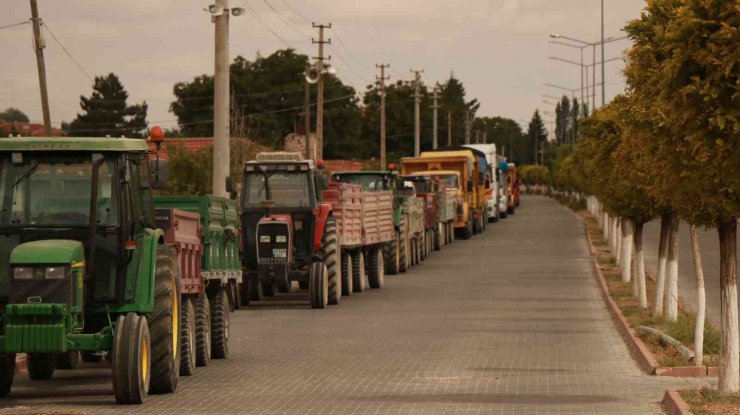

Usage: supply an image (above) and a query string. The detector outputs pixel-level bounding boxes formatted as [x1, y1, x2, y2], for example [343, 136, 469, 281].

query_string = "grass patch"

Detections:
[583, 212, 721, 367]
[681, 389, 740, 415]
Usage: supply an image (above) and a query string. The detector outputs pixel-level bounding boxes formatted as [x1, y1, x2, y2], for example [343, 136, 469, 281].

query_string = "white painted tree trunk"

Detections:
[615, 219, 623, 265]
[621, 220, 633, 283]
[653, 213, 671, 317]
[689, 225, 705, 366]
[665, 213, 680, 322]
[718, 218, 739, 394]
[634, 222, 647, 309]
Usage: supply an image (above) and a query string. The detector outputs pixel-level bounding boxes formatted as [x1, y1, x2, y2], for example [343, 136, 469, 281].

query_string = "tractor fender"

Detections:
[313, 203, 333, 253]
[140, 228, 166, 313]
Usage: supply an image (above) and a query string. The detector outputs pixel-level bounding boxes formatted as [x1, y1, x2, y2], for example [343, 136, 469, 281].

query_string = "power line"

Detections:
[278, 0, 312, 23]
[260, 0, 311, 39]
[0, 20, 30, 31]
[240, 0, 299, 49]
[42, 21, 93, 82]
[331, 28, 371, 70]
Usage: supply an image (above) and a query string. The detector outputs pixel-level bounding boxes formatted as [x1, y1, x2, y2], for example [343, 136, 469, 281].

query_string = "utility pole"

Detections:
[212, 0, 230, 197]
[410, 69, 423, 156]
[431, 87, 440, 149]
[30, 0, 51, 136]
[313, 23, 331, 161]
[447, 111, 452, 146]
[304, 76, 311, 161]
[376, 64, 390, 169]
[600, 0, 605, 107]
[483, 131, 487, 144]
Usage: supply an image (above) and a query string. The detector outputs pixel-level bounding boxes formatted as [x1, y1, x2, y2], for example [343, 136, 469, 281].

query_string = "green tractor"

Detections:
[0, 137, 181, 404]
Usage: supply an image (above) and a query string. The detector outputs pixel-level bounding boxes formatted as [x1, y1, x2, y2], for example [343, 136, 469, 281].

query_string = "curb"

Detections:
[662, 390, 693, 415]
[583, 217, 659, 375]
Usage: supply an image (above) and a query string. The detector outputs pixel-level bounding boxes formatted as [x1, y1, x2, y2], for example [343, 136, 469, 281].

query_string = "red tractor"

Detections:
[240, 152, 340, 309]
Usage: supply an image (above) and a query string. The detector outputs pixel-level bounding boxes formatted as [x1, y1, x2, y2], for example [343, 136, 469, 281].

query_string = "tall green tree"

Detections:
[472, 116, 525, 162]
[66, 73, 148, 137]
[438, 75, 478, 146]
[526, 110, 547, 165]
[0, 107, 29, 123]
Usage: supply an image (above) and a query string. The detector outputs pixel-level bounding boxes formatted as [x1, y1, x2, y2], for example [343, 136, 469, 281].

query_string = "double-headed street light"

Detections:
[548, 33, 628, 110]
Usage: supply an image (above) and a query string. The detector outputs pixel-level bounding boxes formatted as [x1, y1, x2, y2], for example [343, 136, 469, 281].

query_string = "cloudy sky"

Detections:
[1, 0, 644, 135]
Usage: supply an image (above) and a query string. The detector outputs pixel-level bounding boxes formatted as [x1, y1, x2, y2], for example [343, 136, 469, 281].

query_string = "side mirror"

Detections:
[467, 180, 473, 192]
[149, 159, 169, 190]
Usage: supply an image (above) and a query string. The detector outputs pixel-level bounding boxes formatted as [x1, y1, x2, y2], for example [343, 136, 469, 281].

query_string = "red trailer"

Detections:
[400, 175, 441, 259]
[322, 182, 394, 295]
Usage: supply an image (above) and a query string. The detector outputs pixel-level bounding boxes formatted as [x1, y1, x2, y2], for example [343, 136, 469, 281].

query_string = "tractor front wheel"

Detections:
[398, 219, 408, 273]
[210, 288, 230, 359]
[28, 354, 54, 380]
[179, 297, 196, 376]
[383, 231, 400, 275]
[112, 313, 150, 404]
[0, 353, 14, 397]
[195, 295, 211, 367]
[309, 261, 328, 309]
[149, 247, 181, 394]
[368, 248, 385, 289]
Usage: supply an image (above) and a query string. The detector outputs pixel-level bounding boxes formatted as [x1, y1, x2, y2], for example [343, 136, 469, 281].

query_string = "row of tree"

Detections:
[552, 0, 739, 394]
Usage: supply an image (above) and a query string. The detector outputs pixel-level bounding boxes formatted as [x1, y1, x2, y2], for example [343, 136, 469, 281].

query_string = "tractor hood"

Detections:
[10, 240, 85, 265]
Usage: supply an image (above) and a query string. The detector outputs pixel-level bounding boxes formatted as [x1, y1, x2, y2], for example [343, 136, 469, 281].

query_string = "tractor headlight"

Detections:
[13, 266, 33, 280]
[45, 266, 66, 279]
[276, 235, 287, 243]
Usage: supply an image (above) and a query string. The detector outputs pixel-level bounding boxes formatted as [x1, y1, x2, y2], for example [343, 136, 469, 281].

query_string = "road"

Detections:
[0, 196, 705, 414]
[642, 221, 740, 329]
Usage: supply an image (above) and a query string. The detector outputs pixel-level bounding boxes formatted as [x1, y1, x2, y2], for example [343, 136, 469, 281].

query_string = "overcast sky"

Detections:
[1, 0, 644, 136]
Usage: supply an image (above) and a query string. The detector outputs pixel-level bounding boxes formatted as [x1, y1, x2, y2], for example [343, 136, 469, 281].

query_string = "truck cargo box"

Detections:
[362, 191, 395, 245]
[155, 207, 203, 295]
[322, 182, 363, 247]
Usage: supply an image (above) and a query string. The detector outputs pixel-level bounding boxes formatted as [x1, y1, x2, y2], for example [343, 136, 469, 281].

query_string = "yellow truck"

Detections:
[401, 147, 488, 239]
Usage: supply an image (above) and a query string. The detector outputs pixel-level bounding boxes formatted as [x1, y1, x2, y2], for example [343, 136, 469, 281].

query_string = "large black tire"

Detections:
[0, 353, 15, 397]
[195, 295, 211, 367]
[179, 297, 196, 376]
[419, 235, 426, 261]
[27, 354, 54, 380]
[277, 276, 292, 293]
[210, 288, 230, 359]
[351, 250, 366, 292]
[500, 209, 508, 219]
[398, 220, 408, 273]
[408, 238, 415, 267]
[435, 224, 443, 251]
[321, 217, 341, 305]
[340, 250, 352, 296]
[462, 213, 473, 240]
[239, 274, 251, 306]
[112, 313, 150, 404]
[509, 206, 515, 215]
[56, 351, 80, 370]
[367, 248, 385, 289]
[149, 247, 180, 395]
[229, 280, 240, 311]
[383, 231, 400, 275]
[309, 262, 328, 309]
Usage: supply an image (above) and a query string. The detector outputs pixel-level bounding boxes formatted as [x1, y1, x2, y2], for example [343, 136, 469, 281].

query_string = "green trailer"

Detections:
[0, 136, 180, 404]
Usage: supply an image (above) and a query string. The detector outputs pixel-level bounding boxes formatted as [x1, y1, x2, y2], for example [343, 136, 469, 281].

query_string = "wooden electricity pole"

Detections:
[312, 23, 331, 161]
[431, 87, 440, 149]
[447, 111, 452, 146]
[30, 0, 51, 135]
[376, 64, 390, 170]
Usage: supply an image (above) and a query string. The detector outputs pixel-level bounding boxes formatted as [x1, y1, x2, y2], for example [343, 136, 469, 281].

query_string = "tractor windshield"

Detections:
[244, 171, 311, 208]
[429, 174, 459, 190]
[0, 154, 118, 226]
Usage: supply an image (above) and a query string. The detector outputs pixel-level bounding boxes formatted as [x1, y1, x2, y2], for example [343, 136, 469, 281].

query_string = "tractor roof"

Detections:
[407, 170, 460, 177]
[332, 170, 396, 176]
[0, 136, 150, 152]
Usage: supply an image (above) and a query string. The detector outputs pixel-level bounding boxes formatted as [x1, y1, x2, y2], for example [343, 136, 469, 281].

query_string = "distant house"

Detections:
[0, 119, 64, 137]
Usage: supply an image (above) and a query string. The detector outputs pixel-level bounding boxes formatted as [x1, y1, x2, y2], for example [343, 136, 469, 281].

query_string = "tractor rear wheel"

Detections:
[112, 313, 150, 404]
[340, 251, 352, 296]
[27, 354, 54, 380]
[149, 247, 180, 394]
[0, 353, 14, 397]
[56, 351, 80, 370]
[462, 214, 473, 239]
[210, 288, 230, 359]
[195, 295, 211, 367]
[321, 218, 341, 305]
[179, 297, 196, 376]
[309, 261, 328, 309]
[435, 224, 443, 250]
[398, 219, 408, 273]
[351, 250, 366, 292]
[368, 248, 385, 289]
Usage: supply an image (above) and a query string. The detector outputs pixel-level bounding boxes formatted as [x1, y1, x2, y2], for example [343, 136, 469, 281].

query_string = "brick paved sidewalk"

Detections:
[0, 195, 708, 414]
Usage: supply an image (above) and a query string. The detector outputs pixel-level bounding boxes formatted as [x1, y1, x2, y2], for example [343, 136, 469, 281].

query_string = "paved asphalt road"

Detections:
[0, 196, 706, 414]
[642, 221, 740, 328]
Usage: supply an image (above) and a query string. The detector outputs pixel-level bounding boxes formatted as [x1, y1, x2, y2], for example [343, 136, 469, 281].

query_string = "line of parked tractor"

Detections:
[0, 133, 521, 404]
